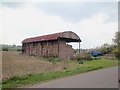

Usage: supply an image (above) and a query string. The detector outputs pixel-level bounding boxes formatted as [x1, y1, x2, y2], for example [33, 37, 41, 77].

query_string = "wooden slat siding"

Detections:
[31, 43, 33, 55]
[47, 42, 48, 57]
[43, 42, 46, 56]
[41, 43, 43, 56]
[51, 42, 53, 57]
[33, 43, 35, 55]
[36, 43, 38, 56]
[28, 43, 29, 55]
[30, 43, 32, 55]
[22, 40, 74, 59]
[47, 42, 50, 57]
[58, 38, 59, 57]
[37, 42, 39, 56]
[34, 43, 36, 56]
[35, 43, 37, 55]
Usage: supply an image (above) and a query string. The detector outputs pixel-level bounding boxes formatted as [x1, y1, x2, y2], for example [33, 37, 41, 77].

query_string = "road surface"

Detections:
[30, 66, 118, 88]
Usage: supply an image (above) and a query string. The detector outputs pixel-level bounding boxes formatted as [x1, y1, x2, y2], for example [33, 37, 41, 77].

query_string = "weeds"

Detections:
[44, 57, 63, 62]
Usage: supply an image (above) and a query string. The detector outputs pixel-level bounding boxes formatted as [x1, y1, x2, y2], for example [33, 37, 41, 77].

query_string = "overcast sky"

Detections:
[1, 1, 118, 49]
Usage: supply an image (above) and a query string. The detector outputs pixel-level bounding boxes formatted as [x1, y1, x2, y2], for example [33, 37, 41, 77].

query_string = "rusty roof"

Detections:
[22, 31, 81, 43]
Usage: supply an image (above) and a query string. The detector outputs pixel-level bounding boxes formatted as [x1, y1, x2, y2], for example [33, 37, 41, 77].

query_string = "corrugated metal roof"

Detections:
[22, 31, 81, 43]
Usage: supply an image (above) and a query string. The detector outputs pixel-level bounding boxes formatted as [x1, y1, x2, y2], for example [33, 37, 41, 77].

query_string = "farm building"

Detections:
[22, 31, 81, 60]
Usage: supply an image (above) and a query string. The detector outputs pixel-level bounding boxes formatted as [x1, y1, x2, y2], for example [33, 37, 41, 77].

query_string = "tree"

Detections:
[98, 43, 112, 55]
[113, 31, 120, 46]
[112, 31, 120, 59]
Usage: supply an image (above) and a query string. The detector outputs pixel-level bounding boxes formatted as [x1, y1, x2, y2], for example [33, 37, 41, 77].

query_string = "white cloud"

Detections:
[73, 12, 117, 48]
[2, 0, 119, 2]
[1, 4, 117, 49]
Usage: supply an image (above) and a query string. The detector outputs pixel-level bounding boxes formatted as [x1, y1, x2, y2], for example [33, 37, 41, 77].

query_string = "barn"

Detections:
[22, 31, 81, 60]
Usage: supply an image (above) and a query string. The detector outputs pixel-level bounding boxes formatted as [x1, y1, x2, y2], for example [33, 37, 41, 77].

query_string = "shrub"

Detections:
[112, 48, 120, 60]
[46, 57, 62, 62]
[2, 48, 8, 51]
[78, 60, 83, 64]
[17, 49, 22, 52]
[74, 53, 92, 61]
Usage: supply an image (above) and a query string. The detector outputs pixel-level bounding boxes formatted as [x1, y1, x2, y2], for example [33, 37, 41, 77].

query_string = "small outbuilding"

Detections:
[22, 31, 81, 60]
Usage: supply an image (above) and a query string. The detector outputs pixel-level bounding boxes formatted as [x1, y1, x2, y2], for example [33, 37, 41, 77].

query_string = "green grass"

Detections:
[46, 57, 63, 62]
[2, 59, 118, 88]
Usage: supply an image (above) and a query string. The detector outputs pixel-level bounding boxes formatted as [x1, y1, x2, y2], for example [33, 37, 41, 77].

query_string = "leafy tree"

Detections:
[113, 31, 120, 45]
[112, 31, 120, 59]
[97, 43, 112, 55]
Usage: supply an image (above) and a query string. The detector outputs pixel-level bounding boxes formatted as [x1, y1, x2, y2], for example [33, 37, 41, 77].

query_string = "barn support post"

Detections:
[79, 41, 80, 54]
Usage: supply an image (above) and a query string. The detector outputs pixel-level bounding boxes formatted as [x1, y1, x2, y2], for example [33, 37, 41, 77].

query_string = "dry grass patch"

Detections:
[2, 51, 77, 80]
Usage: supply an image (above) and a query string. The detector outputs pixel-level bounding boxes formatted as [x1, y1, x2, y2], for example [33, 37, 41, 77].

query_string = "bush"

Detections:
[74, 53, 92, 61]
[114, 51, 120, 60]
[112, 48, 120, 60]
[2, 48, 8, 51]
[45, 57, 62, 62]
[17, 49, 22, 52]
[78, 60, 83, 64]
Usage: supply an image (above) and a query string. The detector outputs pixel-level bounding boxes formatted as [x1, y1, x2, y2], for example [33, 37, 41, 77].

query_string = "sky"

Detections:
[0, 0, 118, 49]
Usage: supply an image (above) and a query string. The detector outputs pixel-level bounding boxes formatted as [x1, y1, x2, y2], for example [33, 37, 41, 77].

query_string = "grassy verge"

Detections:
[2, 59, 118, 88]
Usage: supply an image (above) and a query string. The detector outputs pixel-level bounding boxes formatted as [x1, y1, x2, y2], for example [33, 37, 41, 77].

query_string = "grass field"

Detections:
[2, 51, 118, 88]
[2, 51, 79, 80]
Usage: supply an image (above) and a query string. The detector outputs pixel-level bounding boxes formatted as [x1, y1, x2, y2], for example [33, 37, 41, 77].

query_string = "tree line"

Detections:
[74, 31, 120, 60]
[1, 44, 22, 51]
[1, 31, 119, 60]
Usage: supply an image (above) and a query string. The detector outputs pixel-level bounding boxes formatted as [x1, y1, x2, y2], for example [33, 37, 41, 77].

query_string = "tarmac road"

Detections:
[30, 66, 118, 88]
